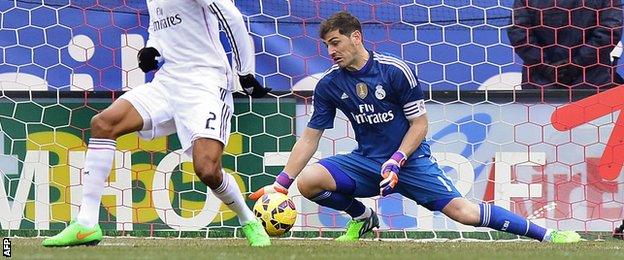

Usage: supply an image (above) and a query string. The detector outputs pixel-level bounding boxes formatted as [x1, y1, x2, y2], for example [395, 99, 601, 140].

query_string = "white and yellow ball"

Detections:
[252, 193, 297, 236]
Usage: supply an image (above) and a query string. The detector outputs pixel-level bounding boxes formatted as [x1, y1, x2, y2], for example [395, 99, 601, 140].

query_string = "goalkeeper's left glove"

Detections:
[248, 171, 292, 201]
[239, 74, 272, 98]
[379, 151, 406, 197]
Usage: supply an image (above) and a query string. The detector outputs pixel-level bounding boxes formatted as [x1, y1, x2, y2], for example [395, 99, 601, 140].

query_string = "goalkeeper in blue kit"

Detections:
[250, 11, 580, 243]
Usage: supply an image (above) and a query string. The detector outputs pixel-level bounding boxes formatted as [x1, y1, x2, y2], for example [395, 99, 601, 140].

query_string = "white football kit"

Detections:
[120, 0, 254, 155]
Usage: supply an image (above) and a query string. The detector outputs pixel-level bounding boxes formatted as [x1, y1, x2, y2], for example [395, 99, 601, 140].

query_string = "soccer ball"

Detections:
[252, 193, 297, 236]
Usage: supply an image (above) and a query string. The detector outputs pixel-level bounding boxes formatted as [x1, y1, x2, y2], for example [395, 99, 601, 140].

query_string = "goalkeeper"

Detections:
[250, 11, 580, 243]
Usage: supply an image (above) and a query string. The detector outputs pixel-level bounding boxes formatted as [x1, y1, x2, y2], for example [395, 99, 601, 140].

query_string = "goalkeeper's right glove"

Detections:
[379, 151, 406, 197]
[249, 171, 293, 200]
[137, 47, 161, 73]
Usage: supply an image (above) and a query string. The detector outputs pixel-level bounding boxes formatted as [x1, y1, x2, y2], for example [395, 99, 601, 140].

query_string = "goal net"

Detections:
[0, 0, 622, 240]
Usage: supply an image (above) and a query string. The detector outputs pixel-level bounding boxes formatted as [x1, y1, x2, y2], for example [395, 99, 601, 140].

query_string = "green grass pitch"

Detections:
[7, 237, 624, 260]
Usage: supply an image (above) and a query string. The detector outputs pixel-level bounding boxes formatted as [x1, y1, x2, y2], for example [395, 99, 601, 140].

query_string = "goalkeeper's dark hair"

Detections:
[319, 11, 362, 39]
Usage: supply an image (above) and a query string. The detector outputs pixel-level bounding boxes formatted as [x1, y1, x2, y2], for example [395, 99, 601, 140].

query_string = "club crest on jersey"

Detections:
[375, 85, 386, 100]
[356, 82, 368, 99]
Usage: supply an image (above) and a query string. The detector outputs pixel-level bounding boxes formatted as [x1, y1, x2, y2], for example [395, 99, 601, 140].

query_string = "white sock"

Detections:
[542, 229, 554, 242]
[76, 138, 116, 228]
[354, 207, 372, 221]
[212, 170, 256, 225]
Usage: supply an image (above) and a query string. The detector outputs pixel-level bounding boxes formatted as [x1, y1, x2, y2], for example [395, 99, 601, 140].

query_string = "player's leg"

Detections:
[298, 154, 380, 241]
[441, 198, 547, 239]
[441, 198, 580, 243]
[42, 99, 145, 247]
[178, 87, 269, 246]
[191, 139, 261, 228]
[397, 156, 580, 243]
[77, 100, 144, 226]
[192, 141, 267, 247]
[298, 163, 372, 221]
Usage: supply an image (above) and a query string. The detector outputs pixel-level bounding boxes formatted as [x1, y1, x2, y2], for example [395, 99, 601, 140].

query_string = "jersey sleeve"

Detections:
[390, 62, 426, 120]
[307, 80, 336, 130]
[145, 11, 163, 57]
[207, 0, 255, 75]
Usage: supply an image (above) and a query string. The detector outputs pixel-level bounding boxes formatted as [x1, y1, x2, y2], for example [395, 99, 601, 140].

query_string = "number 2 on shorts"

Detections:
[205, 112, 216, 130]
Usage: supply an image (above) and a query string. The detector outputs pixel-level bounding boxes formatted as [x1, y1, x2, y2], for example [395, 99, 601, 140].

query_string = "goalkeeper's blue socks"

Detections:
[311, 190, 368, 219]
[311, 159, 369, 219]
[479, 203, 547, 241]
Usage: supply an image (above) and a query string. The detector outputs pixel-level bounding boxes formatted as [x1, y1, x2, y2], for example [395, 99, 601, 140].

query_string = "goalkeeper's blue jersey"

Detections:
[308, 51, 430, 160]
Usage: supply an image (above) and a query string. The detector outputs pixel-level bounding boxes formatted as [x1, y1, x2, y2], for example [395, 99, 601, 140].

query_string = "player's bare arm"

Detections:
[397, 114, 429, 157]
[249, 127, 324, 200]
[379, 114, 429, 197]
[282, 127, 324, 179]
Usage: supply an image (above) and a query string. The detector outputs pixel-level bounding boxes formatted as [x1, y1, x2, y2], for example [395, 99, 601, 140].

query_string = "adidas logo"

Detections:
[341, 93, 349, 99]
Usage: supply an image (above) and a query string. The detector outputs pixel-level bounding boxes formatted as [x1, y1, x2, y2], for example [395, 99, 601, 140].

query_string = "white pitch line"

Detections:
[98, 243, 135, 246]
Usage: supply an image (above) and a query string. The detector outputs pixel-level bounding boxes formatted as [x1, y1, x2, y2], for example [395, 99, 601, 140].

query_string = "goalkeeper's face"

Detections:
[323, 29, 363, 70]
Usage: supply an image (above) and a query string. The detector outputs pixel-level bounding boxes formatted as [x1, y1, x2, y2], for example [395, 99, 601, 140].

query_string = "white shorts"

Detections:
[119, 78, 233, 156]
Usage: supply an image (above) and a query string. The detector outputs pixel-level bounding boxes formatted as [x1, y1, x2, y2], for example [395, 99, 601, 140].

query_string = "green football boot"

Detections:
[242, 219, 271, 247]
[336, 209, 379, 242]
[42, 220, 102, 247]
[550, 230, 581, 243]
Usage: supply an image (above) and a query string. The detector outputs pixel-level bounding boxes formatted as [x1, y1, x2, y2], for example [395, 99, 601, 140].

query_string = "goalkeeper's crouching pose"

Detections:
[250, 11, 581, 243]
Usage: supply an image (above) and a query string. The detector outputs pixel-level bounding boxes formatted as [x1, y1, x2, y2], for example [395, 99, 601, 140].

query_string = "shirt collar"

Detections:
[344, 50, 373, 76]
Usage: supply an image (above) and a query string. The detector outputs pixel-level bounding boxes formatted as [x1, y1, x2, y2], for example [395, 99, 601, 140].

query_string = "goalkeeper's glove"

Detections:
[379, 151, 406, 197]
[249, 171, 293, 200]
[137, 47, 161, 73]
[239, 74, 272, 98]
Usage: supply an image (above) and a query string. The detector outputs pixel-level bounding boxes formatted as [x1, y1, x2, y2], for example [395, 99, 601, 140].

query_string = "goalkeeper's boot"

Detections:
[42, 220, 102, 247]
[549, 230, 581, 243]
[336, 209, 379, 242]
[242, 219, 271, 247]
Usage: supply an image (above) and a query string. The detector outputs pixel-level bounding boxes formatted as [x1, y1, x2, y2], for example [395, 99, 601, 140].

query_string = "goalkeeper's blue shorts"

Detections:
[318, 152, 462, 211]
